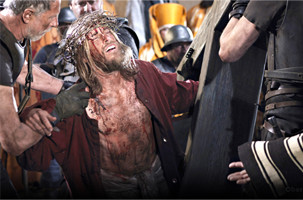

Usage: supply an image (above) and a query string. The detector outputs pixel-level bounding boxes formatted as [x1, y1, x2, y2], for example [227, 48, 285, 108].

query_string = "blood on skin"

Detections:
[90, 40, 99, 53]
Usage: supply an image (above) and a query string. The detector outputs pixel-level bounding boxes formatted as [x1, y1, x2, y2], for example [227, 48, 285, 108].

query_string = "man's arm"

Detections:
[0, 86, 55, 156]
[16, 61, 64, 95]
[219, 16, 260, 63]
[227, 133, 303, 197]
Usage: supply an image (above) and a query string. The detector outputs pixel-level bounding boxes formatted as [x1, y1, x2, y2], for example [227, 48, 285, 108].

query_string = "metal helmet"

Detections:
[161, 25, 193, 51]
[116, 17, 140, 59]
[58, 7, 77, 25]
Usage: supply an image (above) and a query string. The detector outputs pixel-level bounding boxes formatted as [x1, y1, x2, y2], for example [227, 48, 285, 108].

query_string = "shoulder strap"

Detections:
[267, 33, 275, 71]
[18, 40, 32, 114]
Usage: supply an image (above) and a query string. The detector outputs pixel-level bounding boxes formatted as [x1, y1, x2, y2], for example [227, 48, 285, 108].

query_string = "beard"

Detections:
[27, 27, 51, 41]
[95, 42, 137, 74]
[77, 39, 138, 96]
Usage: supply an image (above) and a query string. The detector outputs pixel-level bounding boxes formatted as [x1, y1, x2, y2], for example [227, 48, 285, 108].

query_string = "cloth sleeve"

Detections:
[148, 61, 199, 115]
[244, 1, 286, 32]
[238, 133, 303, 198]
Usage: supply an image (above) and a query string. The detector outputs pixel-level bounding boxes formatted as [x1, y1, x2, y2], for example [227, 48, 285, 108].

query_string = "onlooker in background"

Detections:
[152, 25, 193, 153]
[34, 7, 76, 74]
[139, 3, 186, 62]
[125, 0, 179, 48]
[152, 25, 193, 73]
[186, 0, 213, 37]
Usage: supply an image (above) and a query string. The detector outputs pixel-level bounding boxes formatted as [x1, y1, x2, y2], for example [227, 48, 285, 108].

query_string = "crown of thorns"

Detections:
[59, 11, 119, 64]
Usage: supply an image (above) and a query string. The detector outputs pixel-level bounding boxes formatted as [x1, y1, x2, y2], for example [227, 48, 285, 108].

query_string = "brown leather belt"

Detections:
[265, 101, 303, 111]
[265, 88, 303, 100]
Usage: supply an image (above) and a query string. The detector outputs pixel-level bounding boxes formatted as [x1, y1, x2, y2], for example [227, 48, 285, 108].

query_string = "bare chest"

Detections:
[86, 80, 156, 175]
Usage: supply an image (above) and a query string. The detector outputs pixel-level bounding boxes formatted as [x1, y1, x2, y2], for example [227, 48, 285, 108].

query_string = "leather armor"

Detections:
[262, 1, 303, 139]
[0, 21, 28, 86]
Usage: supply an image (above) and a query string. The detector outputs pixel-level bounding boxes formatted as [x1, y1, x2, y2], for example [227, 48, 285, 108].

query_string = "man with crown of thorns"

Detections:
[17, 11, 199, 199]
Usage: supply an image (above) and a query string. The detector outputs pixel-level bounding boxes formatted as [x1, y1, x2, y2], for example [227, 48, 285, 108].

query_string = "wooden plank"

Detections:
[179, 0, 267, 197]
[176, 0, 231, 81]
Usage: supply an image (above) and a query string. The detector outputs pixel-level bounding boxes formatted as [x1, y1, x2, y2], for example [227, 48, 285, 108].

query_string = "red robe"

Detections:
[17, 60, 199, 198]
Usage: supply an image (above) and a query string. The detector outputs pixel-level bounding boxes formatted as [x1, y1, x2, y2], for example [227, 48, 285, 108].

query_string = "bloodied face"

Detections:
[86, 27, 132, 70]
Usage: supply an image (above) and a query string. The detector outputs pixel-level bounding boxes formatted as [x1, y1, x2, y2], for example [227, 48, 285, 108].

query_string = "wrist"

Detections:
[59, 80, 74, 94]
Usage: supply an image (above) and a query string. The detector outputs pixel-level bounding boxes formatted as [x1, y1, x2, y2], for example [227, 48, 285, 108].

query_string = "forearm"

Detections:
[219, 16, 260, 63]
[219, 17, 240, 62]
[1, 123, 43, 156]
[0, 86, 45, 156]
[17, 62, 64, 95]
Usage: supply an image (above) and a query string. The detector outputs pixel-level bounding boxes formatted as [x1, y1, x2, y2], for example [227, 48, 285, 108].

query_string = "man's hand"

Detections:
[229, 0, 250, 20]
[24, 108, 56, 137]
[227, 161, 251, 184]
[53, 82, 90, 122]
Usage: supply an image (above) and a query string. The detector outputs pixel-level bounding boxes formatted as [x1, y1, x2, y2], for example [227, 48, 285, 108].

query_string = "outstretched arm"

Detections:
[16, 61, 64, 95]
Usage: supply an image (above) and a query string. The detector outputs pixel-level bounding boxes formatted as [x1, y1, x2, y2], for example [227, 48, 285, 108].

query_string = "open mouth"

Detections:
[106, 45, 116, 52]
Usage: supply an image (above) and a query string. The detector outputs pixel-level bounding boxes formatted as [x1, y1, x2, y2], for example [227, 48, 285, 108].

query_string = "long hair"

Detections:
[61, 11, 137, 95]
[76, 36, 137, 95]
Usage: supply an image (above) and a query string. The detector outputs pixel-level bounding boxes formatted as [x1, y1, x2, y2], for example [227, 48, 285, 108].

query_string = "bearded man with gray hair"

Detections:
[17, 11, 199, 198]
[0, 0, 90, 198]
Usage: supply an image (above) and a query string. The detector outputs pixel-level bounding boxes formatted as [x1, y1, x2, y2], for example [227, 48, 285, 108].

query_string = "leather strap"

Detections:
[264, 70, 303, 82]
[263, 120, 285, 137]
[267, 33, 275, 71]
[265, 100, 303, 111]
[265, 88, 303, 100]
[18, 40, 32, 114]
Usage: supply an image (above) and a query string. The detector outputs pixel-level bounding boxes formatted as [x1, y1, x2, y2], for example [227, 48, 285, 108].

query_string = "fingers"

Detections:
[236, 175, 251, 185]
[43, 113, 57, 131]
[24, 108, 56, 136]
[25, 118, 52, 136]
[227, 170, 251, 185]
[227, 162, 250, 185]
[240, 169, 250, 179]
[227, 171, 243, 181]
[229, 161, 244, 168]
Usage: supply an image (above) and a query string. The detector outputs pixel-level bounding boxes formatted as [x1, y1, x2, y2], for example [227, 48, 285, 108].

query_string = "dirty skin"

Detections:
[86, 75, 156, 176]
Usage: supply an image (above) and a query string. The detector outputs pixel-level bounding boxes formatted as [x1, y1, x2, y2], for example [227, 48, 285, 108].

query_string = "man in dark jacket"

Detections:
[219, 0, 303, 198]
[0, 0, 89, 198]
